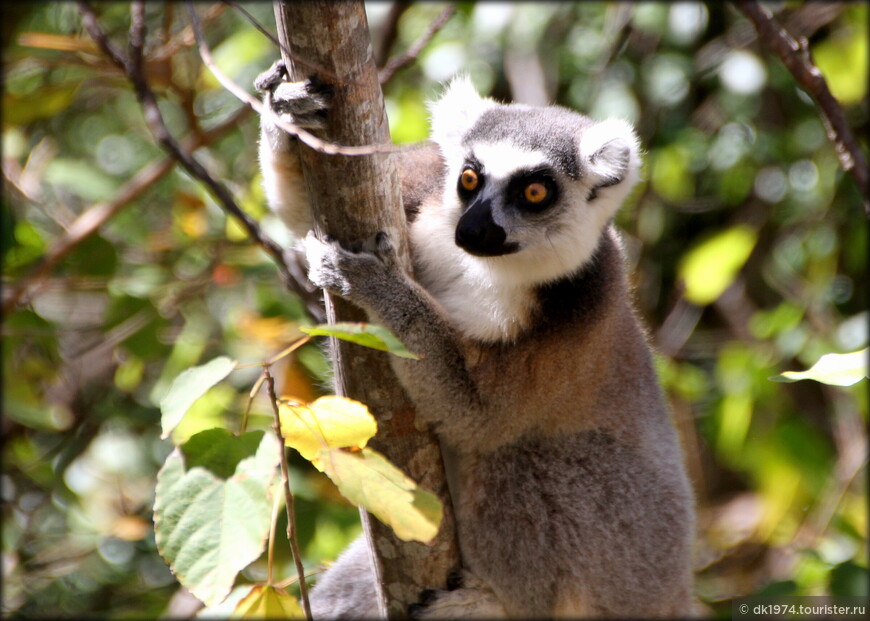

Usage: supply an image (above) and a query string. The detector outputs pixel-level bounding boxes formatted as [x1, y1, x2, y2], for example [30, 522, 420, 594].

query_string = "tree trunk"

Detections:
[271, 1, 460, 617]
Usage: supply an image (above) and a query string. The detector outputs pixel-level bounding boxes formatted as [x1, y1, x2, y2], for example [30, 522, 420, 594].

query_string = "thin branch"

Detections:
[736, 1, 870, 216]
[71, 1, 325, 322]
[2, 106, 247, 314]
[222, 0, 345, 83]
[223, 0, 283, 55]
[76, 1, 296, 286]
[378, 4, 456, 85]
[187, 2, 404, 157]
[264, 364, 312, 620]
[375, 0, 411, 69]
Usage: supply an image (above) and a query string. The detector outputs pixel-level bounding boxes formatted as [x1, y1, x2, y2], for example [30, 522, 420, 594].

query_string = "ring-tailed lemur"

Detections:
[256, 60, 695, 618]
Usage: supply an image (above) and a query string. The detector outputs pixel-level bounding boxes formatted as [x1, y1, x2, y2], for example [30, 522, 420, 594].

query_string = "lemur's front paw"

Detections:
[255, 60, 332, 130]
[304, 231, 398, 302]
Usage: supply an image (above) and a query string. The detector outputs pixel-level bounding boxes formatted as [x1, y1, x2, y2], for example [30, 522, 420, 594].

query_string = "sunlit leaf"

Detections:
[314, 447, 442, 543]
[771, 349, 868, 387]
[231, 585, 304, 619]
[300, 322, 419, 359]
[160, 356, 237, 439]
[280, 396, 377, 461]
[813, 8, 868, 105]
[678, 225, 757, 305]
[651, 144, 694, 202]
[154, 430, 279, 607]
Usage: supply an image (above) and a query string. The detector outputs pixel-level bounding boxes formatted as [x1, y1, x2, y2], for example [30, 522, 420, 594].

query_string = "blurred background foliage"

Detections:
[2, 1, 867, 618]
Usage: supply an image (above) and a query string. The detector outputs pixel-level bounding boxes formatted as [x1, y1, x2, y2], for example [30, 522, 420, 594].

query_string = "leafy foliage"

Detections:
[154, 429, 279, 606]
[160, 356, 237, 439]
[772, 348, 868, 387]
[279, 395, 378, 461]
[315, 447, 443, 544]
[2, 1, 867, 618]
[300, 322, 420, 359]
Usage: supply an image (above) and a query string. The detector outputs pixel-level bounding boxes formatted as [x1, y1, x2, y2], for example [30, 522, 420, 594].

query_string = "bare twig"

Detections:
[378, 4, 456, 85]
[264, 364, 312, 620]
[71, 1, 325, 321]
[736, 1, 870, 216]
[75, 2, 298, 287]
[375, 0, 411, 69]
[222, 0, 345, 83]
[187, 2, 404, 157]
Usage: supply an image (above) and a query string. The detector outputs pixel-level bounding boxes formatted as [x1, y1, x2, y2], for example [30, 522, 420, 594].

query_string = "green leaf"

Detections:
[181, 428, 266, 480]
[2, 84, 80, 125]
[678, 225, 757, 306]
[153, 429, 279, 607]
[314, 447, 442, 543]
[300, 322, 419, 359]
[159, 356, 237, 439]
[771, 348, 868, 387]
[44, 157, 119, 203]
[280, 396, 377, 461]
[231, 585, 305, 618]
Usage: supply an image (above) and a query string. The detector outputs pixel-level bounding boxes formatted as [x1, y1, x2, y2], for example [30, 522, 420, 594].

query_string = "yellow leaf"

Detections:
[232, 585, 304, 619]
[280, 396, 377, 461]
[314, 447, 442, 543]
[678, 225, 757, 306]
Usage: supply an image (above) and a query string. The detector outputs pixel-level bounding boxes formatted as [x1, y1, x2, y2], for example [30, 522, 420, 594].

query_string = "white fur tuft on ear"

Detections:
[579, 118, 642, 194]
[428, 75, 497, 150]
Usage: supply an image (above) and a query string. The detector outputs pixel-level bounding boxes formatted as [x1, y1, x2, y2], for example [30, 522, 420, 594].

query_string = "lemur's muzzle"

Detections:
[455, 198, 520, 257]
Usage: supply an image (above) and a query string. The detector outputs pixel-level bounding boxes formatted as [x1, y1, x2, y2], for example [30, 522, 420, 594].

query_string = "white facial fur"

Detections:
[412, 76, 642, 342]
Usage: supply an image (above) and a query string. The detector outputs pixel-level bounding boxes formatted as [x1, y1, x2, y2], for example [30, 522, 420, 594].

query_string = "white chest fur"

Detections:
[409, 202, 535, 343]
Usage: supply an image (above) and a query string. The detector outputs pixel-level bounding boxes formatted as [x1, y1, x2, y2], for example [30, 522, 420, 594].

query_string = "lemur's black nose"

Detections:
[455, 198, 519, 257]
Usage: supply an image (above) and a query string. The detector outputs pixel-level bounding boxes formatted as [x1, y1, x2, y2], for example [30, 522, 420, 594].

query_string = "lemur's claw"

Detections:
[255, 60, 331, 130]
[254, 59, 287, 93]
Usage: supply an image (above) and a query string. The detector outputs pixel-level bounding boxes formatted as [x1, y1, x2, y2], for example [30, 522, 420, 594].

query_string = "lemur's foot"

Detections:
[255, 59, 332, 130]
[408, 570, 506, 619]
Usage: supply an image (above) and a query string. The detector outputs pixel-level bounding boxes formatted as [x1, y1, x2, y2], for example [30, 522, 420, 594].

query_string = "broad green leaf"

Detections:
[154, 430, 280, 607]
[314, 447, 442, 543]
[678, 225, 757, 306]
[300, 323, 419, 359]
[280, 396, 377, 461]
[231, 585, 304, 619]
[181, 428, 267, 479]
[771, 348, 868, 387]
[160, 356, 237, 439]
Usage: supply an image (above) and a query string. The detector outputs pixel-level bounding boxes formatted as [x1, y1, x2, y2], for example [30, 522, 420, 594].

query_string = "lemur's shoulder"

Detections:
[395, 141, 446, 222]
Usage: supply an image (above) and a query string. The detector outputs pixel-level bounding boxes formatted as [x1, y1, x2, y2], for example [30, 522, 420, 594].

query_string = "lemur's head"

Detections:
[427, 76, 641, 285]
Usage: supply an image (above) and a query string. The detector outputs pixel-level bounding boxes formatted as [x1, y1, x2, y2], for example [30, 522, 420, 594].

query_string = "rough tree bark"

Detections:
[271, 1, 461, 617]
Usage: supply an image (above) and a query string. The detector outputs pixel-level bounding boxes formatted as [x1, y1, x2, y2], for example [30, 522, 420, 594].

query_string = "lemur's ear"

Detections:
[578, 119, 642, 200]
[428, 75, 497, 150]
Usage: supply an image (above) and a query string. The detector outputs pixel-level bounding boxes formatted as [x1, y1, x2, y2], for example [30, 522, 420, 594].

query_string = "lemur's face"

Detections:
[450, 109, 580, 258]
[427, 76, 641, 284]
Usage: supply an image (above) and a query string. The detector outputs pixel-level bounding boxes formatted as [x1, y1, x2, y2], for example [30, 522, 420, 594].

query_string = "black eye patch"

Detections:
[506, 169, 559, 212]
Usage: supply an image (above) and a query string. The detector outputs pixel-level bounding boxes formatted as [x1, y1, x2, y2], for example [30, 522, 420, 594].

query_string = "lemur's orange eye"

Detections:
[524, 182, 548, 203]
[460, 168, 479, 191]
